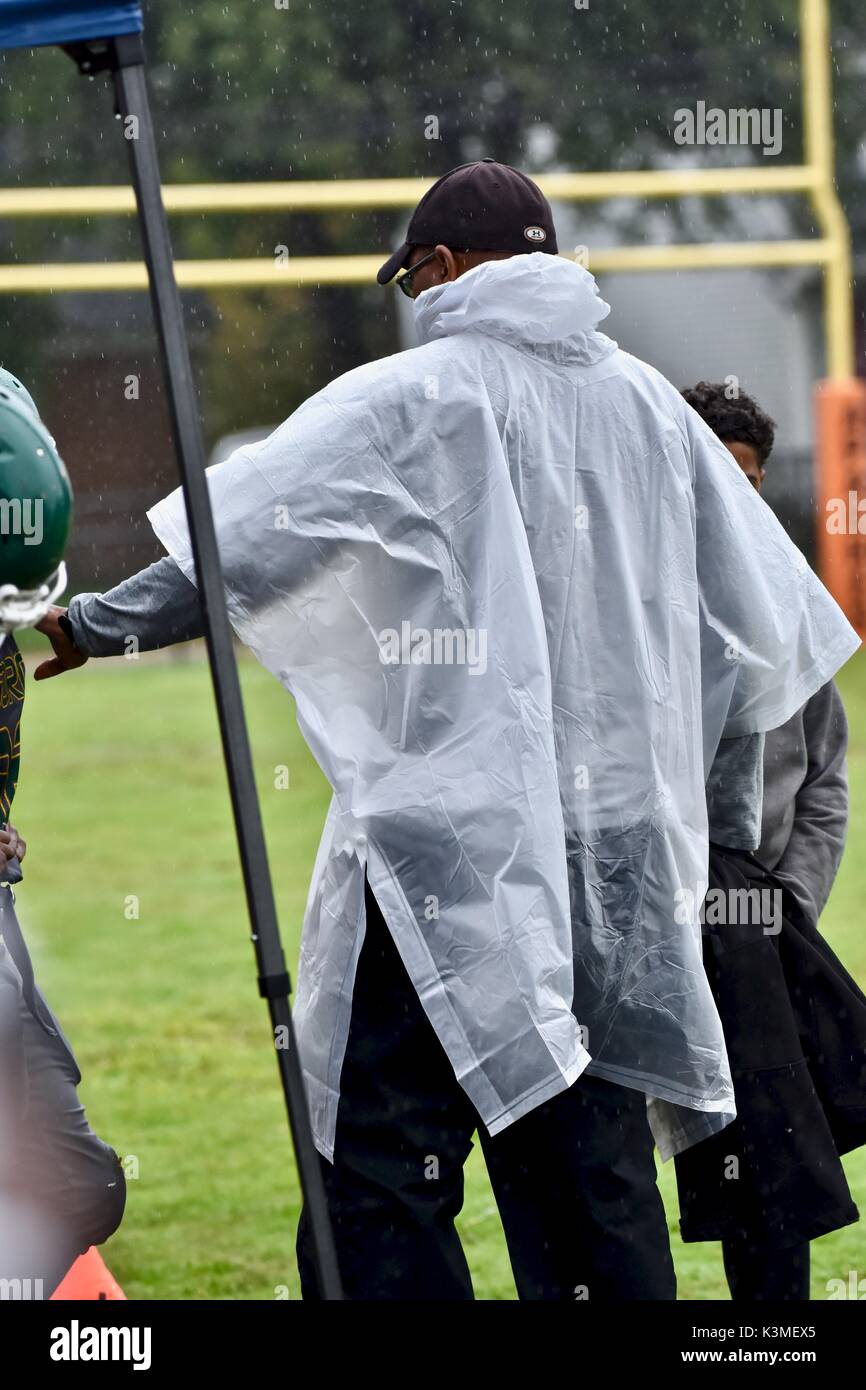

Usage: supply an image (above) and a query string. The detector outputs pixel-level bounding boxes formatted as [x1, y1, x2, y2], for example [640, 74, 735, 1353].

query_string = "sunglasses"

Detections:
[395, 250, 441, 300]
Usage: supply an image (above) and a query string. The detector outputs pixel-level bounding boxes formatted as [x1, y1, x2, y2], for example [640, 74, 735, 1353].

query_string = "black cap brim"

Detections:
[377, 242, 412, 285]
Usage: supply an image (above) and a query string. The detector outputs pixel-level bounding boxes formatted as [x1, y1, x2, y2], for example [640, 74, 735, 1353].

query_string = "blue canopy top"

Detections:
[0, 1, 142, 48]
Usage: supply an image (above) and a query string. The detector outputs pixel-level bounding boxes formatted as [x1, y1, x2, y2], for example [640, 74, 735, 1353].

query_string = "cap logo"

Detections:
[523, 225, 547, 243]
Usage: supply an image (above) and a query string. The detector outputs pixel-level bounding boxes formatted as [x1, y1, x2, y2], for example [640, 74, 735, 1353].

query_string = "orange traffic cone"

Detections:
[50, 1246, 126, 1300]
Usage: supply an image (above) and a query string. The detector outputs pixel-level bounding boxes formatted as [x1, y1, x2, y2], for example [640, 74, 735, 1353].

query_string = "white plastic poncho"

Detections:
[148, 253, 859, 1162]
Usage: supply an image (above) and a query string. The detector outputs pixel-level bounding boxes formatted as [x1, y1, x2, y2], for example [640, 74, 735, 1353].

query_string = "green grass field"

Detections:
[12, 641, 866, 1300]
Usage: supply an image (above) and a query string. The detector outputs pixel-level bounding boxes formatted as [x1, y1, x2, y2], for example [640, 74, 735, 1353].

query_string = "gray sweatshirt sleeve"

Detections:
[67, 556, 205, 656]
[705, 732, 766, 851]
[759, 681, 849, 920]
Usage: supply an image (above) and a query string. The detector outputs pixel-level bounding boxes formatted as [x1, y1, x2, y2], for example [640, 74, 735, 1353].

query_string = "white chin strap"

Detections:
[0, 562, 67, 632]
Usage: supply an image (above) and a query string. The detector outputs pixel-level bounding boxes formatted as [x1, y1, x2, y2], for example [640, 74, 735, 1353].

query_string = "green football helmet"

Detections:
[0, 383, 72, 631]
[0, 366, 38, 419]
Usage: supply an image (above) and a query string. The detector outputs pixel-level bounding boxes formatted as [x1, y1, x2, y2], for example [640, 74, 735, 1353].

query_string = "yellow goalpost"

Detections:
[0, 0, 861, 627]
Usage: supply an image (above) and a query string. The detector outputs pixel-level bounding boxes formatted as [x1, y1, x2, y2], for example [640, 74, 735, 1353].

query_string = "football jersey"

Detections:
[0, 634, 24, 824]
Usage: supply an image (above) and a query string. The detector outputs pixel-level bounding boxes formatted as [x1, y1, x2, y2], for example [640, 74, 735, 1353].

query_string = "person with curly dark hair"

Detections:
[676, 379, 864, 1302]
[681, 381, 776, 490]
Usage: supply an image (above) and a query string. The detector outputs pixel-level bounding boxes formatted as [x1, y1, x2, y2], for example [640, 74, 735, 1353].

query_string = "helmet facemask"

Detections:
[0, 561, 68, 633]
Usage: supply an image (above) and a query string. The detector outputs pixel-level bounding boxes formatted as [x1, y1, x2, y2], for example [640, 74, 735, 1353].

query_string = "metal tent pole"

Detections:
[64, 31, 342, 1300]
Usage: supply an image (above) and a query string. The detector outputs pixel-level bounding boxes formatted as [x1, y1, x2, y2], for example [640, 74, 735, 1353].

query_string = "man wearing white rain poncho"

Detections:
[38, 161, 859, 1301]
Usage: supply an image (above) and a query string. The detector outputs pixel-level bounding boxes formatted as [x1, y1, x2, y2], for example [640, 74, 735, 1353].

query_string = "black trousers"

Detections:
[723, 1238, 811, 1301]
[0, 898, 126, 1298]
[297, 883, 675, 1301]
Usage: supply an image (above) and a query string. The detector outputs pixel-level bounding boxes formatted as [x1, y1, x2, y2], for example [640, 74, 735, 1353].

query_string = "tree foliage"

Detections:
[0, 0, 861, 436]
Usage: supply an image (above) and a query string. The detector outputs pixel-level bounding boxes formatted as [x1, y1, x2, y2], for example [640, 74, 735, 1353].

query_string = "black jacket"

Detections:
[675, 844, 866, 1248]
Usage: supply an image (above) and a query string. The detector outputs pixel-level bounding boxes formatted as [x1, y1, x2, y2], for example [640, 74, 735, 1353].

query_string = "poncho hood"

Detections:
[414, 251, 616, 366]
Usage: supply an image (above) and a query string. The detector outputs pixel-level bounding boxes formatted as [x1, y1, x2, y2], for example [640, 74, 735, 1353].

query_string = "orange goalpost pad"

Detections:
[815, 377, 866, 641]
[50, 1246, 127, 1301]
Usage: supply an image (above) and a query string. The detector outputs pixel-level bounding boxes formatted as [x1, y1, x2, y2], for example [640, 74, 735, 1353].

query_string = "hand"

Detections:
[0, 824, 26, 874]
[34, 606, 88, 681]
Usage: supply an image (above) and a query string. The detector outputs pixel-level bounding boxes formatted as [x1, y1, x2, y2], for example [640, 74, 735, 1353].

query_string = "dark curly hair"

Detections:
[681, 381, 776, 465]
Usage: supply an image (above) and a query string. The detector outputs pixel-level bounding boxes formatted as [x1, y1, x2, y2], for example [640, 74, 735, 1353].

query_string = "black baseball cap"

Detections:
[377, 158, 558, 285]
